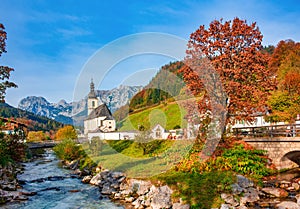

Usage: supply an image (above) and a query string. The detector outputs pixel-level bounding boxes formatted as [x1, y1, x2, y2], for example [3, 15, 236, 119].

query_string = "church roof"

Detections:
[86, 103, 114, 120]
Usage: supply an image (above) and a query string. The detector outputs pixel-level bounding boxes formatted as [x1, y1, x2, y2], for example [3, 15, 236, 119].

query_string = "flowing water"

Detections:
[2, 149, 123, 209]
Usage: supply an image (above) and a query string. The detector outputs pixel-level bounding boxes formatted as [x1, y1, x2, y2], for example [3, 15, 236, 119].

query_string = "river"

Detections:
[1, 149, 123, 209]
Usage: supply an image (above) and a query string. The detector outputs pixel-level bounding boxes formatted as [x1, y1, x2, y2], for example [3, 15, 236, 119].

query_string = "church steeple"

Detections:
[88, 79, 97, 99]
[87, 79, 99, 115]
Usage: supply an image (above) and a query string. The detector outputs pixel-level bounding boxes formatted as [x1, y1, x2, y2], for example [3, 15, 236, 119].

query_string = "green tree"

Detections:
[135, 130, 154, 155]
[0, 23, 17, 102]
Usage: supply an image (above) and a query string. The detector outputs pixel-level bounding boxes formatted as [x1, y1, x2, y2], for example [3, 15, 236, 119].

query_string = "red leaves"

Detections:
[181, 17, 276, 128]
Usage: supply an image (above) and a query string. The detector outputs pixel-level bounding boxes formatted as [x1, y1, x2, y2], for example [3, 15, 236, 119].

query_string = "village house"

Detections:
[0, 117, 28, 137]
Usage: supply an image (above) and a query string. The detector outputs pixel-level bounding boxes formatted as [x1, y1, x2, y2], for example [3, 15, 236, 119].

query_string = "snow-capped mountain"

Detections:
[18, 85, 142, 125]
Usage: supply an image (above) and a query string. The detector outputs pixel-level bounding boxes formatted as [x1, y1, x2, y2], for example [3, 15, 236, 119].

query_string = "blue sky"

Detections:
[0, 0, 299, 106]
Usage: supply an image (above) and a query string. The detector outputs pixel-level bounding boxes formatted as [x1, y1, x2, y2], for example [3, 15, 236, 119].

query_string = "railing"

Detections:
[233, 124, 300, 138]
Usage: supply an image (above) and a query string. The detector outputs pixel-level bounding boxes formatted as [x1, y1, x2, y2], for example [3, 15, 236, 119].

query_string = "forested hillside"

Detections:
[0, 103, 64, 131]
[129, 61, 185, 112]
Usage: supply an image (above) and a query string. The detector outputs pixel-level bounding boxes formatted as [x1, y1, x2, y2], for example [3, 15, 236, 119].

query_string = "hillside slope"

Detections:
[118, 101, 187, 131]
[0, 103, 64, 131]
[129, 61, 185, 111]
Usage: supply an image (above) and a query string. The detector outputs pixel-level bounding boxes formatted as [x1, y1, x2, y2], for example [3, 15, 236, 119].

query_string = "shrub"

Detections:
[0, 133, 26, 165]
[53, 139, 83, 161]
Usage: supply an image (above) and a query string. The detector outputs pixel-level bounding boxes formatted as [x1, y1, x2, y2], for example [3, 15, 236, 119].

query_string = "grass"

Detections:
[152, 170, 235, 209]
[119, 102, 187, 131]
[81, 139, 194, 178]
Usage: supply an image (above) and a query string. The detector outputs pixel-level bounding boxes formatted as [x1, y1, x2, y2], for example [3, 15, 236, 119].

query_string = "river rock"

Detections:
[221, 193, 239, 206]
[237, 206, 248, 209]
[125, 196, 135, 203]
[292, 182, 300, 191]
[90, 173, 102, 186]
[220, 204, 231, 209]
[295, 194, 300, 205]
[101, 184, 115, 195]
[172, 202, 190, 209]
[237, 175, 253, 188]
[20, 190, 37, 196]
[240, 188, 259, 205]
[82, 175, 92, 183]
[262, 187, 289, 198]
[128, 179, 152, 195]
[276, 201, 300, 209]
[231, 183, 244, 195]
[151, 185, 172, 209]
[111, 171, 125, 179]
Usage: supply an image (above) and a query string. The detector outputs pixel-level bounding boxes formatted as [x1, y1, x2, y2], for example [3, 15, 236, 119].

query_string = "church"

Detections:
[84, 80, 116, 135]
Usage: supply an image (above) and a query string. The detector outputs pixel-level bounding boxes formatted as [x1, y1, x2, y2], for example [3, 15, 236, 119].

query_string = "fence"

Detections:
[233, 124, 300, 138]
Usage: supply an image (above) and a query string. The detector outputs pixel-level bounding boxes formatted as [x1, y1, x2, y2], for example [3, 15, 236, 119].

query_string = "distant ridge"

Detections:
[18, 85, 143, 126]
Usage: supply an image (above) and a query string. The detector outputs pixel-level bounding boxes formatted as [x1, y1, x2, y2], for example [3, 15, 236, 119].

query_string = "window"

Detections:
[92, 101, 95, 107]
[155, 127, 162, 138]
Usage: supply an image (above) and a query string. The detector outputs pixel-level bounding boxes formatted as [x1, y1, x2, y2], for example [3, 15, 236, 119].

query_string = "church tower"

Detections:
[87, 79, 99, 116]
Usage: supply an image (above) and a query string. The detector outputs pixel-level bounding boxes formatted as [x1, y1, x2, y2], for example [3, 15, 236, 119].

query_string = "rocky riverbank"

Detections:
[64, 159, 300, 209]
[0, 162, 34, 204]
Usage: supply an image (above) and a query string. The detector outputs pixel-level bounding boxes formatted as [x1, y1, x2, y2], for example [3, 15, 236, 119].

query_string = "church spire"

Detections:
[88, 79, 97, 98]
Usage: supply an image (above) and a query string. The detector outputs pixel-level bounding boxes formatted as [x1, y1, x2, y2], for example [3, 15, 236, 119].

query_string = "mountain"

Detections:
[18, 96, 73, 124]
[0, 103, 64, 131]
[18, 85, 143, 126]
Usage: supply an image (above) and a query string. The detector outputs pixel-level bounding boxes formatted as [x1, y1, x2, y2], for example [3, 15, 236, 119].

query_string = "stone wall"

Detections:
[244, 137, 300, 169]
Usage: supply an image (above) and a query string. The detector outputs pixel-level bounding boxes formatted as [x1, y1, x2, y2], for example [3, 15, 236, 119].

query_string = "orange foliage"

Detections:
[55, 125, 77, 140]
[181, 18, 276, 129]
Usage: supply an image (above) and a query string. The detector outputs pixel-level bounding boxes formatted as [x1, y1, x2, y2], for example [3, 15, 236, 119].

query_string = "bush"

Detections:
[198, 144, 273, 179]
[0, 133, 26, 165]
[53, 139, 83, 161]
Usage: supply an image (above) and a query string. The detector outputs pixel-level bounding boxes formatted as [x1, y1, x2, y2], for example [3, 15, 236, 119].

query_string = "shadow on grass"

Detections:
[155, 170, 235, 209]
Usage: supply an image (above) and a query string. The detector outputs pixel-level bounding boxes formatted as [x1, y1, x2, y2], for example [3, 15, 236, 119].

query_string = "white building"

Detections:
[84, 80, 116, 135]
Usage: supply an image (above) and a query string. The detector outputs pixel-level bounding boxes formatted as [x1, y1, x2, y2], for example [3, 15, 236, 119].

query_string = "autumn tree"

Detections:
[27, 131, 49, 142]
[55, 125, 77, 140]
[181, 18, 276, 137]
[0, 23, 17, 102]
[266, 40, 300, 122]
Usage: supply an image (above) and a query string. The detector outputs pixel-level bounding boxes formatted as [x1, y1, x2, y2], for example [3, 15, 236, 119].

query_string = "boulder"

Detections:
[101, 185, 115, 195]
[240, 188, 259, 205]
[81, 175, 92, 184]
[172, 202, 190, 209]
[221, 193, 239, 207]
[220, 204, 230, 209]
[295, 194, 300, 205]
[90, 173, 102, 186]
[125, 196, 135, 203]
[237, 206, 248, 209]
[111, 171, 125, 179]
[127, 179, 152, 195]
[237, 175, 254, 188]
[151, 185, 172, 209]
[292, 182, 300, 191]
[231, 183, 244, 195]
[262, 187, 289, 198]
[276, 201, 300, 209]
